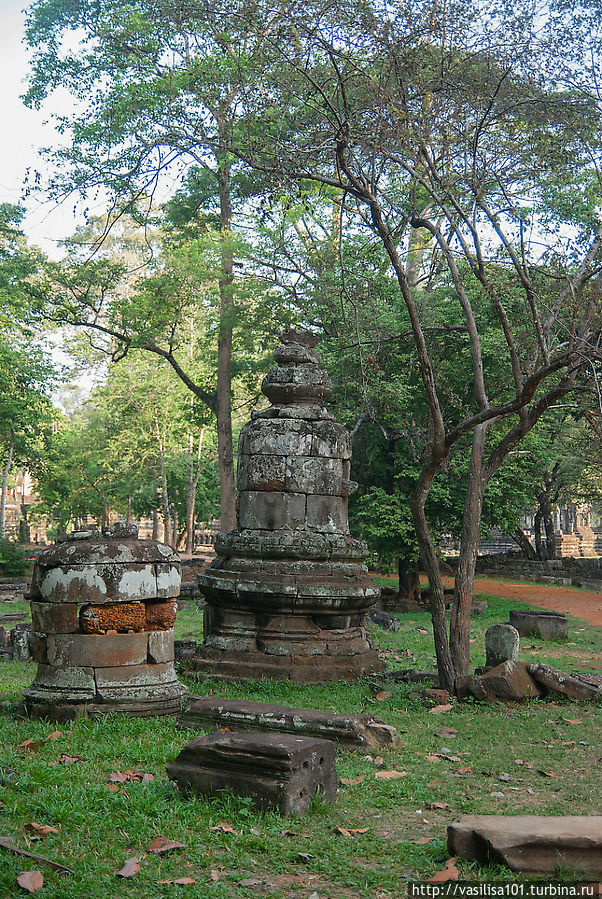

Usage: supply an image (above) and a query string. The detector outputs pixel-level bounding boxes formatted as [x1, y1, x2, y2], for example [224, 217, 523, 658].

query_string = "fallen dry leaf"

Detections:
[159, 877, 196, 885]
[427, 858, 459, 884]
[106, 784, 121, 792]
[373, 756, 384, 766]
[438, 726, 458, 736]
[456, 766, 473, 775]
[147, 836, 186, 855]
[57, 754, 84, 764]
[17, 871, 44, 893]
[24, 823, 58, 838]
[46, 732, 62, 741]
[209, 822, 238, 835]
[425, 802, 449, 810]
[426, 755, 441, 762]
[108, 770, 154, 783]
[374, 770, 407, 780]
[417, 627, 429, 635]
[563, 718, 583, 725]
[249, 827, 262, 836]
[340, 776, 364, 785]
[279, 829, 300, 837]
[336, 826, 369, 837]
[116, 857, 140, 878]
[414, 837, 435, 844]
[18, 739, 46, 752]
[210, 869, 223, 881]
[429, 704, 453, 715]
[375, 691, 391, 701]
[537, 770, 558, 778]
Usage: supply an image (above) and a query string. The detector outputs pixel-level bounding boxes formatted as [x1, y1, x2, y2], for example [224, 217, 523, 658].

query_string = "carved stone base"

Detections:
[188, 644, 383, 683]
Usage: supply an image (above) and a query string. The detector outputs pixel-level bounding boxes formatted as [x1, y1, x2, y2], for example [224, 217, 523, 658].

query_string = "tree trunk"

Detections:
[512, 527, 537, 560]
[185, 427, 205, 556]
[216, 140, 236, 533]
[0, 436, 14, 540]
[158, 442, 172, 547]
[152, 509, 159, 541]
[410, 463, 455, 692]
[534, 509, 544, 560]
[450, 423, 488, 679]
[171, 504, 178, 550]
[398, 557, 421, 602]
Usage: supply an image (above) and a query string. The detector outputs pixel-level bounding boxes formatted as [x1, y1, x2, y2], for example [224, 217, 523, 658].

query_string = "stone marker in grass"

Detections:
[448, 815, 602, 875]
[168, 731, 337, 816]
[484, 622, 519, 669]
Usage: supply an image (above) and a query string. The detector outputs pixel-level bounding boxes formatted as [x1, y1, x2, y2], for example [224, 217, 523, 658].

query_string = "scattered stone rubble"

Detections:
[527, 663, 602, 700]
[23, 523, 186, 720]
[190, 330, 383, 682]
[448, 815, 602, 875]
[178, 696, 400, 751]
[167, 731, 338, 816]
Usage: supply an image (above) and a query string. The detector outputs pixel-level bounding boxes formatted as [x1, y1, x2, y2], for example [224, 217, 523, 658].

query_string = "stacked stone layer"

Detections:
[24, 525, 186, 720]
[192, 331, 383, 682]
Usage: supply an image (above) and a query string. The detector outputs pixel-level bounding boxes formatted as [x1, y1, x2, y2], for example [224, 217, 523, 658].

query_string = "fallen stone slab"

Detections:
[509, 609, 568, 640]
[178, 696, 400, 751]
[167, 731, 337, 815]
[527, 663, 602, 700]
[448, 815, 602, 875]
[368, 607, 401, 632]
[457, 660, 544, 702]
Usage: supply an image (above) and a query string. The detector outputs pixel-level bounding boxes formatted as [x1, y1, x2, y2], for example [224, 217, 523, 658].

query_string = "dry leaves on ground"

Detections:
[425, 802, 449, 810]
[24, 823, 59, 837]
[429, 704, 453, 715]
[108, 771, 154, 784]
[16, 871, 44, 893]
[116, 857, 140, 878]
[374, 691, 391, 701]
[335, 826, 369, 837]
[159, 876, 196, 885]
[374, 770, 407, 780]
[209, 822, 239, 835]
[147, 836, 186, 855]
[340, 776, 364, 785]
[428, 858, 459, 884]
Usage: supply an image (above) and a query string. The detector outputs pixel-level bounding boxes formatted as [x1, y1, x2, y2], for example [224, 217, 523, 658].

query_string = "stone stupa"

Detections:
[189, 330, 383, 682]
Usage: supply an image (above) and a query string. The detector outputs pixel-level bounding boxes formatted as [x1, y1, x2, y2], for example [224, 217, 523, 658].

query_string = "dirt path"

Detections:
[442, 576, 602, 627]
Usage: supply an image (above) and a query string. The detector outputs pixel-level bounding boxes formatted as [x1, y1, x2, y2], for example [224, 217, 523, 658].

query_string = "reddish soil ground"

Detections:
[443, 575, 602, 627]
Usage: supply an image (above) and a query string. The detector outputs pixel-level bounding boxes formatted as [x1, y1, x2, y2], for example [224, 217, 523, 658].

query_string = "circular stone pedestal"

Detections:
[24, 524, 187, 720]
[190, 331, 383, 683]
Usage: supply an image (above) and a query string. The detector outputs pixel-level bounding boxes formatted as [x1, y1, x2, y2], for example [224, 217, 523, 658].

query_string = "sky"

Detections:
[0, 0, 81, 257]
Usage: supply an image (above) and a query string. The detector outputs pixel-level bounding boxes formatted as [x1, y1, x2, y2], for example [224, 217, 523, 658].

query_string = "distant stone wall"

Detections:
[449, 553, 602, 591]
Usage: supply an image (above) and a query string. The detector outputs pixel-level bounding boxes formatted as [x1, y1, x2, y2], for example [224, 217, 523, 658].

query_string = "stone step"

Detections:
[167, 731, 337, 816]
[178, 696, 400, 751]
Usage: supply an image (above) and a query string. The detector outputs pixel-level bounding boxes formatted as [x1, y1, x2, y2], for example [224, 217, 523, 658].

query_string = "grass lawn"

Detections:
[1, 593, 601, 898]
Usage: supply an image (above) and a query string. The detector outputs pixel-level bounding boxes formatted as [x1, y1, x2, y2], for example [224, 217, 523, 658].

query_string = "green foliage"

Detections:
[0, 539, 28, 576]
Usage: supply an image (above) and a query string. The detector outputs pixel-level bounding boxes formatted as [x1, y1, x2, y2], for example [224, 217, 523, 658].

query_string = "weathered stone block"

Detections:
[262, 364, 332, 405]
[240, 419, 313, 457]
[178, 697, 400, 751]
[145, 600, 177, 630]
[311, 421, 351, 459]
[527, 663, 602, 700]
[448, 815, 602, 875]
[154, 563, 181, 598]
[285, 457, 343, 495]
[94, 662, 184, 702]
[509, 609, 568, 639]
[368, 608, 401, 632]
[46, 633, 148, 668]
[36, 563, 157, 603]
[238, 491, 306, 530]
[80, 601, 146, 634]
[31, 602, 78, 634]
[306, 495, 348, 534]
[25, 663, 97, 702]
[148, 630, 175, 664]
[167, 732, 337, 816]
[237, 454, 286, 492]
[457, 660, 543, 702]
[485, 622, 520, 668]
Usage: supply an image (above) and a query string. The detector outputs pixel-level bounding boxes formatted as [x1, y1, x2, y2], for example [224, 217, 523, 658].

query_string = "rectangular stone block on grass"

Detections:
[167, 732, 337, 816]
[178, 696, 400, 751]
[448, 815, 602, 875]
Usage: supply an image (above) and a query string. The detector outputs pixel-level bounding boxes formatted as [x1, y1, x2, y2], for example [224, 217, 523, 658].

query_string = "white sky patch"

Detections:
[0, 0, 87, 257]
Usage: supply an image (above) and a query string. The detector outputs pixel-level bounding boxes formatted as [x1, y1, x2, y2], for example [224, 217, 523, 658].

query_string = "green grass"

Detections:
[1, 593, 601, 898]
